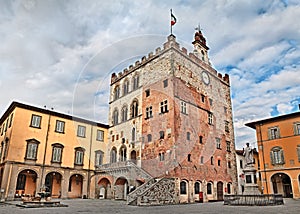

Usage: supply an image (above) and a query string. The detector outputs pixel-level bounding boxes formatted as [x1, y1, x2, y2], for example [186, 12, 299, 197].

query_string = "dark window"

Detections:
[74, 147, 85, 165]
[123, 80, 129, 95]
[194, 182, 200, 194]
[160, 100, 168, 113]
[113, 109, 119, 125]
[55, 120, 65, 133]
[96, 130, 104, 141]
[227, 183, 231, 194]
[145, 89, 150, 97]
[163, 79, 168, 88]
[131, 100, 139, 118]
[180, 181, 187, 194]
[201, 94, 205, 103]
[207, 183, 212, 194]
[159, 131, 164, 139]
[95, 150, 104, 166]
[77, 125, 86, 137]
[159, 152, 165, 161]
[30, 115, 42, 128]
[147, 134, 152, 142]
[121, 106, 128, 122]
[187, 132, 191, 140]
[114, 86, 120, 100]
[51, 143, 64, 163]
[240, 159, 243, 169]
[210, 156, 214, 165]
[146, 106, 153, 119]
[228, 161, 231, 168]
[217, 159, 221, 166]
[199, 136, 203, 144]
[188, 154, 192, 162]
[25, 139, 40, 160]
[133, 75, 139, 90]
[268, 127, 280, 140]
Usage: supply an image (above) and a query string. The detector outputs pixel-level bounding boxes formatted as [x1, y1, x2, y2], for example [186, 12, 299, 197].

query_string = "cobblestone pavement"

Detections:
[0, 198, 299, 214]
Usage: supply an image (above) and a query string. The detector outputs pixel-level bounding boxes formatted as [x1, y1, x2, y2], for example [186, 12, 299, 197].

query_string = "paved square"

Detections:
[1, 199, 299, 214]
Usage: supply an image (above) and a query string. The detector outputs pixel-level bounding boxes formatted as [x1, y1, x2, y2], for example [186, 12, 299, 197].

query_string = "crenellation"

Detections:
[181, 47, 187, 55]
[155, 47, 161, 54]
[135, 60, 140, 66]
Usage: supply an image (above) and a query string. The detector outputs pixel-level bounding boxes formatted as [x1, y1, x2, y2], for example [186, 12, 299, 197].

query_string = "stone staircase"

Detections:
[96, 160, 152, 181]
[127, 177, 177, 206]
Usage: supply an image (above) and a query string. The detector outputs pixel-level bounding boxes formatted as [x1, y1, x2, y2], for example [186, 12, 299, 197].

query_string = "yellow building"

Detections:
[246, 112, 300, 199]
[0, 101, 108, 200]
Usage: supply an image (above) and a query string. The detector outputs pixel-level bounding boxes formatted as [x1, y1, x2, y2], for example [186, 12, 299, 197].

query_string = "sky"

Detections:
[1, 0, 300, 149]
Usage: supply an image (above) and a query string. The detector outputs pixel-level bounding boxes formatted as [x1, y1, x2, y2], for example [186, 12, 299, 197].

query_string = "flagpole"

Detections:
[170, 9, 173, 35]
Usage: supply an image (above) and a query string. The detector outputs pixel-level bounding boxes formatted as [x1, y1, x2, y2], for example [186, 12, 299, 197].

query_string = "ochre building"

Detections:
[246, 111, 300, 199]
[96, 31, 237, 203]
[0, 102, 108, 200]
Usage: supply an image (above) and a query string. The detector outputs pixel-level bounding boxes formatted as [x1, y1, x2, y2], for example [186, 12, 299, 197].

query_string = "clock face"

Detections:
[202, 71, 210, 85]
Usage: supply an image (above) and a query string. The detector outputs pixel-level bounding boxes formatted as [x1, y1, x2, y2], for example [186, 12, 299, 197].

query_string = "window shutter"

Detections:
[280, 150, 285, 164]
[268, 129, 271, 140]
[277, 127, 280, 138]
[270, 151, 274, 165]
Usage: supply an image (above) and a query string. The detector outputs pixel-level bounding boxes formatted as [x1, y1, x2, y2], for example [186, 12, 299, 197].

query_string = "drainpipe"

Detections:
[259, 123, 268, 194]
[40, 112, 51, 190]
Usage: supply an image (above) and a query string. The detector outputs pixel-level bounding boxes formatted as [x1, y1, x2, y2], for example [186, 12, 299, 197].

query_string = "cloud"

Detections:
[1, 0, 300, 150]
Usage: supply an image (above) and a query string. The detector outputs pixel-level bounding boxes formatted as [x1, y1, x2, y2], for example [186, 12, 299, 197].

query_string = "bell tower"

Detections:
[192, 27, 210, 64]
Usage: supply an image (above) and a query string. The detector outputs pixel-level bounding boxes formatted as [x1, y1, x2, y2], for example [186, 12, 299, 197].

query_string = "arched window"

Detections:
[188, 154, 192, 162]
[123, 80, 129, 95]
[110, 147, 117, 163]
[131, 100, 138, 118]
[207, 182, 212, 194]
[270, 146, 284, 165]
[159, 152, 165, 161]
[121, 106, 128, 122]
[114, 86, 120, 100]
[194, 182, 200, 194]
[132, 75, 139, 90]
[113, 109, 119, 125]
[74, 147, 85, 165]
[147, 134, 152, 142]
[227, 183, 232, 194]
[119, 145, 127, 162]
[132, 127, 136, 142]
[180, 181, 187, 194]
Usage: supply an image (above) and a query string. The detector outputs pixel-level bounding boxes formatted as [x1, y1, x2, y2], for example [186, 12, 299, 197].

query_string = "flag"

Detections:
[171, 12, 177, 26]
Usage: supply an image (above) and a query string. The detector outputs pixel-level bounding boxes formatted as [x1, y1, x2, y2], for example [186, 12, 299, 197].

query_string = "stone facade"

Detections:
[96, 31, 237, 204]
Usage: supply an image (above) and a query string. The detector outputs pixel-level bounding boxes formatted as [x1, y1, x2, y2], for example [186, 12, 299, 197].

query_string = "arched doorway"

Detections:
[271, 173, 293, 198]
[115, 177, 128, 200]
[217, 181, 223, 201]
[45, 172, 62, 198]
[68, 174, 83, 198]
[130, 150, 137, 164]
[98, 178, 111, 199]
[15, 169, 37, 198]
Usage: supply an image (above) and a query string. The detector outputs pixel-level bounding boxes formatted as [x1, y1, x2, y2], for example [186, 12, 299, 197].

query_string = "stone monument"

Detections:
[242, 143, 260, 195]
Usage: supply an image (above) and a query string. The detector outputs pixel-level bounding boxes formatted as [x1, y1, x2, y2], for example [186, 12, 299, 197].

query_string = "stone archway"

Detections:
[98, 178, 111, 199]
[130, 150, 137, 163]
[15, 169, 37, 198]
[68, 174, 83, 198]
[45, 172, 62, 198]
[115, 177, 128, 200]
[271, 173, 293, 198]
